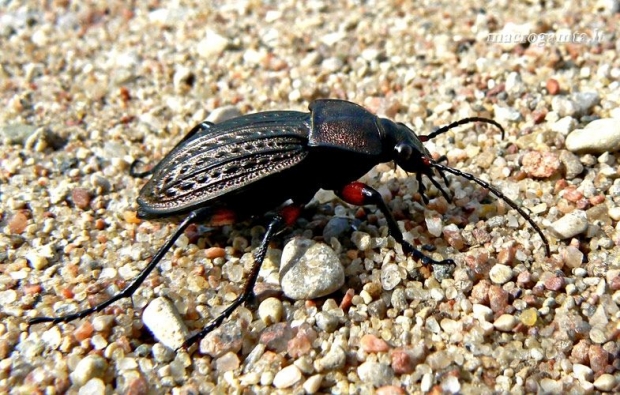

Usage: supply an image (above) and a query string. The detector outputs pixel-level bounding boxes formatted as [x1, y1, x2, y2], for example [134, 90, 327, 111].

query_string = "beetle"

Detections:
[30, 99, 550, 349]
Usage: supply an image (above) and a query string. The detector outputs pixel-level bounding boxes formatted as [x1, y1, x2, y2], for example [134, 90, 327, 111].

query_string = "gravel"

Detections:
[2, 1, 619, 394]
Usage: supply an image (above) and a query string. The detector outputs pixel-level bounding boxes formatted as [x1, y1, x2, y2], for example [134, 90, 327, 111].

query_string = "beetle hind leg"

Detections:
[338, 181, 454, 266]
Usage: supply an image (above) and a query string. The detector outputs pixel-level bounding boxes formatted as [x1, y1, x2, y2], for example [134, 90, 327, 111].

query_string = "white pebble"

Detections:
[258, 297, 283, 325]
[489, 264, 514, 284]
[593, 374, 617, 392]
[493, 314, 517, 331]
[549, 210, 588, 239]
[566, 118, 620, 154]
[273, 365, 302, 389]
[142, 297, 189, 350]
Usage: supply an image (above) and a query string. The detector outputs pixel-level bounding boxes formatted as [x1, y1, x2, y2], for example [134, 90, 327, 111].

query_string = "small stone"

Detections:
[8, 211, 28, 234]
[357, 361, 394, 387]
[78, 378, 105, 395]
[566, 119, 620, 154]
[273, 364, 302, 389]
[493, 105, 522, 123]
[493, 314, 518, 331]
[572, 92, 600, 114]
[546, 79, 560, 95]
[551, 117, 577, 135]
[540, 378, 562, 393]
[260, 323, 293, 353]
[142, 297, 189, 350]
[489, 264, 513, 284]
[315, 345, 346, 371]
[70, 355, 107, 386]
[572, 364, 593, 382]
[280, 239, 344, 300]
[258, 297, 283, 325]
[196, 30, 229, 59]
[522, 151, 560, 178]
[550, 210, 588, 239]
[360, 334, 390, 353]
[588, 345, 609, 373]
[71, 188, 92, 210]
[441, 375, 461, 394]
[206, 105, 242, 124]
[200, 321, 244, 357]
[323, 217, 350, 240]
[552, 96, 578, 117]
[0, 123, 38, 145]
[204, 247, 226, 259]
[376, 386, 406, 395]
[25, 251, 49, 270]
[488, 285, 509, 313]
[559, 150, 584, 179]
[593, 374, 616, 392]
[380, 264, 402, 291]
[303, 374, 323, 394]
[215, 351, 240, 373]
[561, 246, 584, 268]
[472, 304, 493, 322]
[520, 308, 538, 326]
[544, 276, 566, 291]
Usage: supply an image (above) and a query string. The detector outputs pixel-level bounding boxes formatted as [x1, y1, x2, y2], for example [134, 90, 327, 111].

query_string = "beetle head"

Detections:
[378, 118, 434, 175]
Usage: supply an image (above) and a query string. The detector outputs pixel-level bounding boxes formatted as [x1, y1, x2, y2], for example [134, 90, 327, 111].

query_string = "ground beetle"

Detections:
[31, 99, 550, 349]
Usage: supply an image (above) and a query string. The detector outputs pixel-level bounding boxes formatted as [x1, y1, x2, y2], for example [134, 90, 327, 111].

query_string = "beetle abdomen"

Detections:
[138, 111, 311, 216]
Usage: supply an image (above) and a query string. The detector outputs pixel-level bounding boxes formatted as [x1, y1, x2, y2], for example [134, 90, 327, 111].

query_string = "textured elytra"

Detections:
[138, 116, 311, 214]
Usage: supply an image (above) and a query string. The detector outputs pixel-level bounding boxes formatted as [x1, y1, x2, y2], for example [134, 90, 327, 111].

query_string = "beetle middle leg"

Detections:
[338, 181, 455, 266]
[179, 209, 297, 350]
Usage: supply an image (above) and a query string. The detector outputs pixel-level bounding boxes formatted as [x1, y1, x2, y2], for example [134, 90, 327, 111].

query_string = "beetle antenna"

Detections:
[430, 161, 550, 257]
[421, 117, 505, 141]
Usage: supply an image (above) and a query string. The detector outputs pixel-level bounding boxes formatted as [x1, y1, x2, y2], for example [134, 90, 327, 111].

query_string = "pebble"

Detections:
[215, 352, 240, 373]
[573, 92, 600, 114]
[280, 239, 344, 300]
[70, 355, 108, 386]
[472, 304, 493, 322]
[593, 374, 617, 392]
[200, 321, 243, 357]
[323, 217, 350, 240]
[551, 116, 577, 135]
[196, 30, 229, 59]
[78, 378, 106, 395]
[272, 364, 302, 389]
[258, 297, 284, 325]
[544, 276, 566, 291]
[493, 314, 518, 332]
[551, 96, 579, 117]
[0, 123, 38, 145]
[493, 104, 522, 123]
[303, 374, 323, 394]
[8, 211, 28, 234]
[540, 378, 562, 393]
[380, 264, 402, 290]
[360, 334, 390, 353]
[520, 308, 538, 326]
[357, 361, 394, 387]
[549, 210, 588, 239]
[489, 264, 513, 284]
[546, 78, 560, 95]
[572, 363, 593, 382]
[206, 105, 242, 124]
[565, 118, 620, 153]
[521, 151, 560, 178]
[558, 150, 584, 179]
[142, 297, 189, 350]
[315, 345, 346, 371]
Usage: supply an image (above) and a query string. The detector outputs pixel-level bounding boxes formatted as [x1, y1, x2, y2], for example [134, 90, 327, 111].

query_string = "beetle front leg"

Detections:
[338, 181, 454, 266]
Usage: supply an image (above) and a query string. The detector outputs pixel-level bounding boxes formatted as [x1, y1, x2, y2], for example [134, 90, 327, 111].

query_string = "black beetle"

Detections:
[31, 99, 550, 349]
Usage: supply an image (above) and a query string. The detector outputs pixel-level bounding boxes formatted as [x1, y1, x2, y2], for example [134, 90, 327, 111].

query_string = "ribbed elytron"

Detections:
[31, 99, 550, 349]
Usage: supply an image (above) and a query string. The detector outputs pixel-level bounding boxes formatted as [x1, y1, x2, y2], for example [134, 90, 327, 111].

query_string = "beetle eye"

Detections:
[395, 143, 413, 161]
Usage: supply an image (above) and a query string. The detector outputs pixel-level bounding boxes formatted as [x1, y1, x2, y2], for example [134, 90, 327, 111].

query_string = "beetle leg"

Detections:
[30, 207, 212, 326]
[338, 181, 455, 266]
[179, 212, 291, 350]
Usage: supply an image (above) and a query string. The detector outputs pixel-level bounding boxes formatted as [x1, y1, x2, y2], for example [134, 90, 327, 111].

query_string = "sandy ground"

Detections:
[1, 1, 619, 394]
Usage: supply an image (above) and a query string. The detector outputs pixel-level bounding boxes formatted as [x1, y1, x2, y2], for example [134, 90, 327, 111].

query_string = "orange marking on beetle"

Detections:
[280, 205, 302, 227]
[208, 209, 236, 226]
[341, 182, 367, 206]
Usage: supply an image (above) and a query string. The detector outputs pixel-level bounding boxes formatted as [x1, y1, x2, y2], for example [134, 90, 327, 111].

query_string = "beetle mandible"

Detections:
[31, 99, 550, 349]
